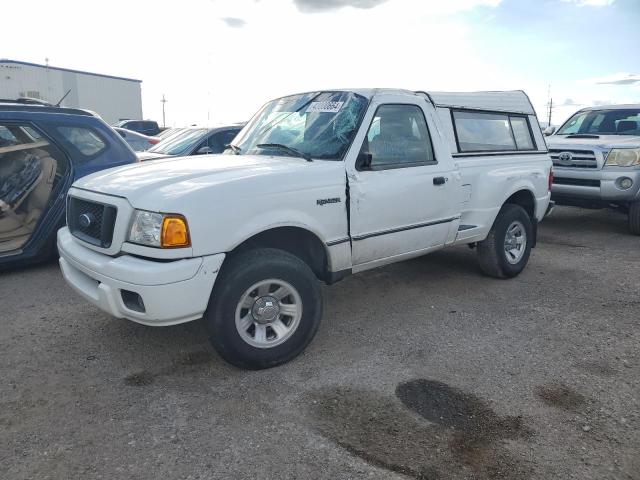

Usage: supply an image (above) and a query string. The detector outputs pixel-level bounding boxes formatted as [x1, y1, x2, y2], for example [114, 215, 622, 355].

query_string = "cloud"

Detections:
[587, 73, 640, 85]
[292, 0, 503, 14]
[560, 0, 614, 6]
[293, 0, 388, 13]
[560, 98, 582, 106]
[221, 16, 246, 28]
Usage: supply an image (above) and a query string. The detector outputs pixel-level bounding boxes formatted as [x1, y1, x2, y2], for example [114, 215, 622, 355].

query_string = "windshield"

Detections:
[231, 91, 368, 160]
[147, 128, 208, 155]
[556, 108, 640, 136]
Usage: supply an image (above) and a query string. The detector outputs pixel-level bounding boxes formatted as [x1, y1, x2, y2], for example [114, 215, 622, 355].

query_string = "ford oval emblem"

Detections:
[557, 151, 573, 164]
[79, 213, 94, 228]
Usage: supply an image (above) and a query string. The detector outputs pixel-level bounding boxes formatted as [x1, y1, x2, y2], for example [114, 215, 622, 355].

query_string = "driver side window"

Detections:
[360, 104, 435, 169]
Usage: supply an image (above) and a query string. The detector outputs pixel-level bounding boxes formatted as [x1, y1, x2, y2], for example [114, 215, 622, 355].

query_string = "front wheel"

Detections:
[628, 201, 640, 235]
[204, 248, 323, 370]
[477, 204, 533, 279]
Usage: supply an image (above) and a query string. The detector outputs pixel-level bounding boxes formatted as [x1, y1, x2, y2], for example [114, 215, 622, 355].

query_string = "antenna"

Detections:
[55, 89, 71, 107]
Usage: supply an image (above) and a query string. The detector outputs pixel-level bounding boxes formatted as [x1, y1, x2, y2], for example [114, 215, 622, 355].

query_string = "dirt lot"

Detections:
[1, 206, 638, 480]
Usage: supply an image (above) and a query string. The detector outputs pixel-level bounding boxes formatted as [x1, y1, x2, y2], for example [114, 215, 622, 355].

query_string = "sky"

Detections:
[1, 0, 639, 127]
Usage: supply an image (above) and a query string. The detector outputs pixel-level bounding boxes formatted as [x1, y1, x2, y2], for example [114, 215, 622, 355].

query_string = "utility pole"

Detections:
[545, 84, 553, 127]
[161, 94, 167, 127]
[45, 57, 50, 103]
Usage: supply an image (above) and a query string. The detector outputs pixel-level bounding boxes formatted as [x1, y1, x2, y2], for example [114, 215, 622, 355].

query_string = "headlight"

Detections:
[605, 148, 640, 167]
[128, 210, 191, 248]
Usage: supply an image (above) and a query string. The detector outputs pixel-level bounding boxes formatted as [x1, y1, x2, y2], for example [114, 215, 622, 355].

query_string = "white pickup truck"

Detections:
[58, 89, 552, 369]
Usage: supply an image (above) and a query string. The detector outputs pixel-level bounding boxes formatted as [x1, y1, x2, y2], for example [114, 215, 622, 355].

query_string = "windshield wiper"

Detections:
[224, 143, 242, 154]
[257, 143, 312, 162]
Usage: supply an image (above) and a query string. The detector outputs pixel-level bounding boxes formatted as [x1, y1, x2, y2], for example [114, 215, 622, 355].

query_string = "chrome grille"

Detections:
[67, 197, 117, 248]
[549, 149, 597, 169]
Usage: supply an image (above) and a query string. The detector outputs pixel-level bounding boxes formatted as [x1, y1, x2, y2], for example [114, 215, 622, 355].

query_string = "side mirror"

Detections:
[356, 152, 373, 170]
[543, 126, 556, 136]
[196, 146, 213, 155]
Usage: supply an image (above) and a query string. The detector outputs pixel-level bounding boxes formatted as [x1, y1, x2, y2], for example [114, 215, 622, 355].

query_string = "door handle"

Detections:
[433, 176, 447, 185]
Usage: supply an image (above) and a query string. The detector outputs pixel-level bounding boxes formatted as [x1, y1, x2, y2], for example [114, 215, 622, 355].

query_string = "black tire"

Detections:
[205, 248, 323, 370]
[628, 202, 640, 235]
[477, 204, 533, 279]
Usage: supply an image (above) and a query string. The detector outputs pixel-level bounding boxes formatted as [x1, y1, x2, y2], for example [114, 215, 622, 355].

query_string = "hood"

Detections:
[547, 134, 640, 150]
[73, 154, 345, 211]
[136, 151, 171, 161]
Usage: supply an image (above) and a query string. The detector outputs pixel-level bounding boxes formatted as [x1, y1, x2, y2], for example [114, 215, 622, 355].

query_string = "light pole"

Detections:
[161, 94, 167, 127]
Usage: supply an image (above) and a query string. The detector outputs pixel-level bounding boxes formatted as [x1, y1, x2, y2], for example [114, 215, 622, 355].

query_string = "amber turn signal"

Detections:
[161, 215, 191, 248]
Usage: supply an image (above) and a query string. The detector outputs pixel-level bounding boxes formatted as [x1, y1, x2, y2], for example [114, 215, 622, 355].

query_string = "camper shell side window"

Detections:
[451, 109, 537, 154]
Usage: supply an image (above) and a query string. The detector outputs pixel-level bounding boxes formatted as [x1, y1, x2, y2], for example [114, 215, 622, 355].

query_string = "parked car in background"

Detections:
[546, 104, 640, 234]
[113, 127, 160, 152]
[155, 127, 183, 140]
[58, 89, 552, 369]
[0, 101, 137, 269]
[137, 124, 243, 161]
[114, 119, 161, 136]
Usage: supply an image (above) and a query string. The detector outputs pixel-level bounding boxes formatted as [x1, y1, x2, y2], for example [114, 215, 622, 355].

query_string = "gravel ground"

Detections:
[1, 206, 638, 480]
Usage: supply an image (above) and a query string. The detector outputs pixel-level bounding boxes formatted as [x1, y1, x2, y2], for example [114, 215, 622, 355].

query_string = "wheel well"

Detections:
[231, 227, 329, 282]
[504, 190, 535, 218]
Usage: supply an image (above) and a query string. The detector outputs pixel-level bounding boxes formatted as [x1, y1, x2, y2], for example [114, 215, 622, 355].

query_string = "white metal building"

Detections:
[0, 59, 142, 124]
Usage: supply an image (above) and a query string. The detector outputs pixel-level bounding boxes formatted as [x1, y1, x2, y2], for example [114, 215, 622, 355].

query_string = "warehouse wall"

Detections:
[0, 61, 142, 124]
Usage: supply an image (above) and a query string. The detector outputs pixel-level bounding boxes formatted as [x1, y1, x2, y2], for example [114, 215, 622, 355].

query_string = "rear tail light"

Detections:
[548, 168, 554, 191]
[148, 139, 160, 145]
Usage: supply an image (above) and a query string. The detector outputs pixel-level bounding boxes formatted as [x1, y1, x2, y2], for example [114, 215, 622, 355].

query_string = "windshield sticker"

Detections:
[307, 101, 344, 113]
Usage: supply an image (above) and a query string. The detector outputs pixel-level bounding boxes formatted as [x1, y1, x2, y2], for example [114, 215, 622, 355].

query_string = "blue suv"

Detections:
[0, 100, 137, 268]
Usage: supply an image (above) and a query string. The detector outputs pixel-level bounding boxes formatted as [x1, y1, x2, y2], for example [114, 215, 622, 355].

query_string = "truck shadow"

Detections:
[540, 206, 629, 237]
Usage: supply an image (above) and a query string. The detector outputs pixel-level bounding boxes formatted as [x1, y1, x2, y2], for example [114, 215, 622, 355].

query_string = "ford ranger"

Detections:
[547, 104, 640, 234]
[58, 89, 552, 369]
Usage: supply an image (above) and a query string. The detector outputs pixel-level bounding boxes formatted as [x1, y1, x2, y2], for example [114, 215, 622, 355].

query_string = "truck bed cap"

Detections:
[425, 90, 535, 115]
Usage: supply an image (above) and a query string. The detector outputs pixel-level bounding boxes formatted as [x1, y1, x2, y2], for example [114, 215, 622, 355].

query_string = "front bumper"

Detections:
[58, 227, 225, 326]
[551, 168, 640, 203]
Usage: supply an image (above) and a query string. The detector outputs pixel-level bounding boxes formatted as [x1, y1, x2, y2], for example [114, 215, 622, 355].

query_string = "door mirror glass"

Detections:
[196, 145, 213, 155]
[356, 152, 372, 170]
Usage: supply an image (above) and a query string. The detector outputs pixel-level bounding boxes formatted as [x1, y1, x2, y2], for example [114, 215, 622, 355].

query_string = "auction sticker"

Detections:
[307, 101, 344, 113]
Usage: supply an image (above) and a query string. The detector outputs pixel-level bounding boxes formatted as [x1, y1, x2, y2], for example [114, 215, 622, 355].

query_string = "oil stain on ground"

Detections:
[304, 379, 533, 480]
[573, 360, 617, 377]
[123, 370, 155, 386]
[535, 383, 587, 411]
[123, 349, 213, 386]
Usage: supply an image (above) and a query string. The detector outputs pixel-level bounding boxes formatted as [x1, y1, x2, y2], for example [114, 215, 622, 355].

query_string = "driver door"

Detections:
[346, 95, 460, 270]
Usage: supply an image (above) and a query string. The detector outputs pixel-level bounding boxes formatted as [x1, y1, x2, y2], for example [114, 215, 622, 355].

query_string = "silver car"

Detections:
[136, 125, 243, 161]
[113, 127, 161, 152]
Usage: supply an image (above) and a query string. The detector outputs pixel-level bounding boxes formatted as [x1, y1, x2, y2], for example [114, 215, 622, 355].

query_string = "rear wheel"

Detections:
[205, 248, 323, 370]
[477, 204, 533, 278]
[628, 201, 640, 235]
